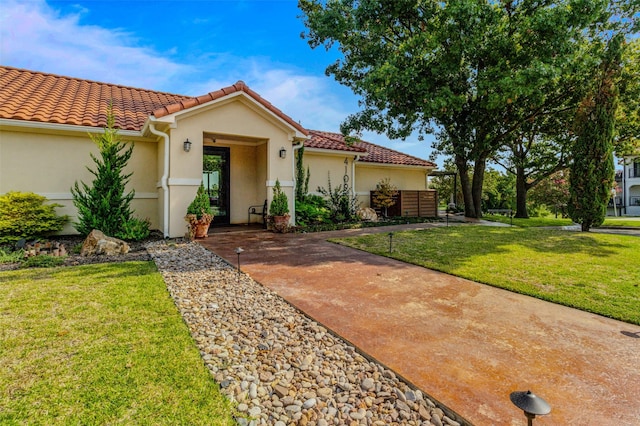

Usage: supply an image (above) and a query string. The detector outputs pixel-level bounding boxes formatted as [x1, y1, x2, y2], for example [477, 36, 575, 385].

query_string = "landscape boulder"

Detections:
[356, 207, 378, 222]
[80, 229, 129, 256]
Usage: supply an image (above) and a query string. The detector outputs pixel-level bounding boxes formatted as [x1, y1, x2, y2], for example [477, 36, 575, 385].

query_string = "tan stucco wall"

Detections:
[304, 151, 356, 198]
[300, 150, 430, 208]
[0, 127, 159, 235]
[164, 97, 297, 237]
[355, 164, 428, 206]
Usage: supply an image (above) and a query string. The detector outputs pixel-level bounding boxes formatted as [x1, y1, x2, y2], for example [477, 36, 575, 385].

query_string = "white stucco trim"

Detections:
[39, 192, 158, 200]
[167, 178, 202, 186]
[146, 92, 307, 141]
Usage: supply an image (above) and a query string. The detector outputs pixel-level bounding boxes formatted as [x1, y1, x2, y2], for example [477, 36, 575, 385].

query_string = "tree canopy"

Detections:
[300, 0, 638, 217]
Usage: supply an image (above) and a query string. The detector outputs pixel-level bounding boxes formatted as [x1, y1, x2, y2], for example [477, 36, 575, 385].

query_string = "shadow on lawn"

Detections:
[410, 227, 631, 258]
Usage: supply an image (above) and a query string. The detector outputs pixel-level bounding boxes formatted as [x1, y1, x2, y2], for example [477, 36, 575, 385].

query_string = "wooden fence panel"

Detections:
[370, 190, 438, 217]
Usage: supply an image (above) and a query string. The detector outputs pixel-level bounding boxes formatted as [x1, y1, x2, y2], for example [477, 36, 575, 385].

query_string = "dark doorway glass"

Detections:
[203, 146, 230, 224]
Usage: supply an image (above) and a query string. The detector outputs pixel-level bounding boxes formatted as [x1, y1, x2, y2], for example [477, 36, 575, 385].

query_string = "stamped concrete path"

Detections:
[200, 223, 640, 425]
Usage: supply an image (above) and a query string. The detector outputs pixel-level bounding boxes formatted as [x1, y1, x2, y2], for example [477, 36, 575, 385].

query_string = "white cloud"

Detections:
[0, 0, 189, 90]
[0, 0, 435, 161]
[183, 58, 357, 132]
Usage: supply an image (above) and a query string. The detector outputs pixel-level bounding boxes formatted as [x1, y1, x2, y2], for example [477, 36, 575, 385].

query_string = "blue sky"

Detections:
[1, 0, 437, 163]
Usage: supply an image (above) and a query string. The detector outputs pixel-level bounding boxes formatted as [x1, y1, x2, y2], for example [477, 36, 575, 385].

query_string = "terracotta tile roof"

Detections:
[153, 80, 308, 136]
[0, 66, 307, 135]
[0, 66, 189, 131]
[307, 130, 435, 167]
[1, 67, 431, 167]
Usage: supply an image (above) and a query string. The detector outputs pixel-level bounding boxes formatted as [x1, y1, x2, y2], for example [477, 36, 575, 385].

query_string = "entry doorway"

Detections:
[203, 146, 230, 225]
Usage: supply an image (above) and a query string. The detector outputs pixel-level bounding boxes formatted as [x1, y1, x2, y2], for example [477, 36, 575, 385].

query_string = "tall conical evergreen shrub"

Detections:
[568, 36, 622, 231]
[71, 110, 135, 237]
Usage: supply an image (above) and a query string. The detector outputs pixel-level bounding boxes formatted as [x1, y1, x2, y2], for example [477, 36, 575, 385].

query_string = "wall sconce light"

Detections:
[279, 147, 287, 159]
[183, 139, 192, 152]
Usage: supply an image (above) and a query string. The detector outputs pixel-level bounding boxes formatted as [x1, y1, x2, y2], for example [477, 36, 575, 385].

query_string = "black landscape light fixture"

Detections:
[279, 147, 287, 159]
[388, 232, 394, 253]
[183, 138, 192, 152]
[234, 247, 244, 281]
[510, 390, 551, 426]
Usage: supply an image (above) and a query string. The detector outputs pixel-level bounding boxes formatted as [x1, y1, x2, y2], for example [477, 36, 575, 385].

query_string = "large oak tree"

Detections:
[299, 0, 636, 218]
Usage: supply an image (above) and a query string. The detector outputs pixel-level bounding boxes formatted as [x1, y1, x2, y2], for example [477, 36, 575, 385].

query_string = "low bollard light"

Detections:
[510, 390, 551, 426]
[234, 247, 244, 282]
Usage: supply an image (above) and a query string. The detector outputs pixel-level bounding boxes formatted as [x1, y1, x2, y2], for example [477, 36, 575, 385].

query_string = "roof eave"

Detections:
[0, 118, 143, 137]
[356, 161, 435, 170]
[149, 91, 307, 140]
[304, 147, 369, 157]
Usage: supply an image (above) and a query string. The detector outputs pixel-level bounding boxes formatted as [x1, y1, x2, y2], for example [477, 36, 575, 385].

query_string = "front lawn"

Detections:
[332, 227, 640, 325]
[0, 262, 236, 425]
[601, 217, 640, 227]
[482, 214, 574, 227]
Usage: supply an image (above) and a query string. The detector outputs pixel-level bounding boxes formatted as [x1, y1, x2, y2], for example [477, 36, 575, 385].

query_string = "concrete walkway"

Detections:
[200, 223, 640, 425]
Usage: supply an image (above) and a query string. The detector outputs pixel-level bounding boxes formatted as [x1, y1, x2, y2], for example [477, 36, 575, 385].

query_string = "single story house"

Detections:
[0, 66, 436, 238]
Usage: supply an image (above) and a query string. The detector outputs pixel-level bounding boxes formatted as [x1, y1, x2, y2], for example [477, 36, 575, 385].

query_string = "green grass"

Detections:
[601, 217, 640, 227]
[0, 262, 236, 425]
[332, 227, 640, 325]
[482, 214, 574, 227]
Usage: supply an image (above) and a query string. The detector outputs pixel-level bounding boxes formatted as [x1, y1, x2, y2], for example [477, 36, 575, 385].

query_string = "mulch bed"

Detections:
[0, 231, 169, 272]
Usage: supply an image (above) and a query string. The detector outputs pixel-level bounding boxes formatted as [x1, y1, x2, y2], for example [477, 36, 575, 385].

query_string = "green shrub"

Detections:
[527, 204, 552, 218]
[115, 217, 151, 241]
[269, 179, 289, 216]
[71, 109, 141, 237]
[317, 173, 359, 222]
[0, 192, 69, 244]
[186, 185, 214, 219]
[295, 195, 330, 226]
[0, 247, 24, 263]
[21, 255, 65, 268]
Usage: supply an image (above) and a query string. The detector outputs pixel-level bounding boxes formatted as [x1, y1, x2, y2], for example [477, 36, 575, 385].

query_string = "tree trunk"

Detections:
[471, 157, 487, 218]
[515, 165, 529, 218]
[456, 156, 477, 218]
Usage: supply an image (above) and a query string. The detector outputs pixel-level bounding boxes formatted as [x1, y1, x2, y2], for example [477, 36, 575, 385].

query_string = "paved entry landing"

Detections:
[199, 224, 640, 425]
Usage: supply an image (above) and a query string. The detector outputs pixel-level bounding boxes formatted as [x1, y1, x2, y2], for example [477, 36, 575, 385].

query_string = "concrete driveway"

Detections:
[200, 223, 640, 425]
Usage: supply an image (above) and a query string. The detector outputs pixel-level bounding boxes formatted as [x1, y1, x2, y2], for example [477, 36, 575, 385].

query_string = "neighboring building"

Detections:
[620, 156, 640, 216]
[0, 66, 436, 237]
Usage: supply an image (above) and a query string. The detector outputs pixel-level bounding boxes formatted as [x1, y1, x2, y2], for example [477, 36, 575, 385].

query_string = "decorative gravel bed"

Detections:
[148, 240, 466, 426]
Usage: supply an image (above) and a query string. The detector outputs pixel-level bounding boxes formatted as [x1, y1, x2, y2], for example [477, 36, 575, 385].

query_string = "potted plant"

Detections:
[185, 184, 214, 239]
[269, 179, 290, 232]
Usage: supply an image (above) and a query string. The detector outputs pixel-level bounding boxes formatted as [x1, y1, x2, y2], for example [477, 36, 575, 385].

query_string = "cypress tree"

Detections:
[71, 109, 135, 236]
[568, 36, 623, 231]
[295, 146, 310, 201]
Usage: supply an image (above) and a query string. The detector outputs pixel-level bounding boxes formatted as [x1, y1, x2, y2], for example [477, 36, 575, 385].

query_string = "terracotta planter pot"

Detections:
[272, 214, 290, 233]
[194, 220, 211, 238]
[185, 214, 213, 239]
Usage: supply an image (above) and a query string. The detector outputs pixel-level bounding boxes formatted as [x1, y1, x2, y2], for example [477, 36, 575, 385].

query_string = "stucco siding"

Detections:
[355, 164, 428, 207]
[304, 152, 355, 197]
[164, 98, 296, 236]
[0, 128, 159, 235]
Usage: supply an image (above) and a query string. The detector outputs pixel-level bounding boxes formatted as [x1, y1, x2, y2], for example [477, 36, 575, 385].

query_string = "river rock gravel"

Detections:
[147, 240, 466, 426]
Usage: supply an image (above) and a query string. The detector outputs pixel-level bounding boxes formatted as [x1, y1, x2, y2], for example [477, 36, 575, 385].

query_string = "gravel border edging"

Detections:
[147, 240, 470, 426]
